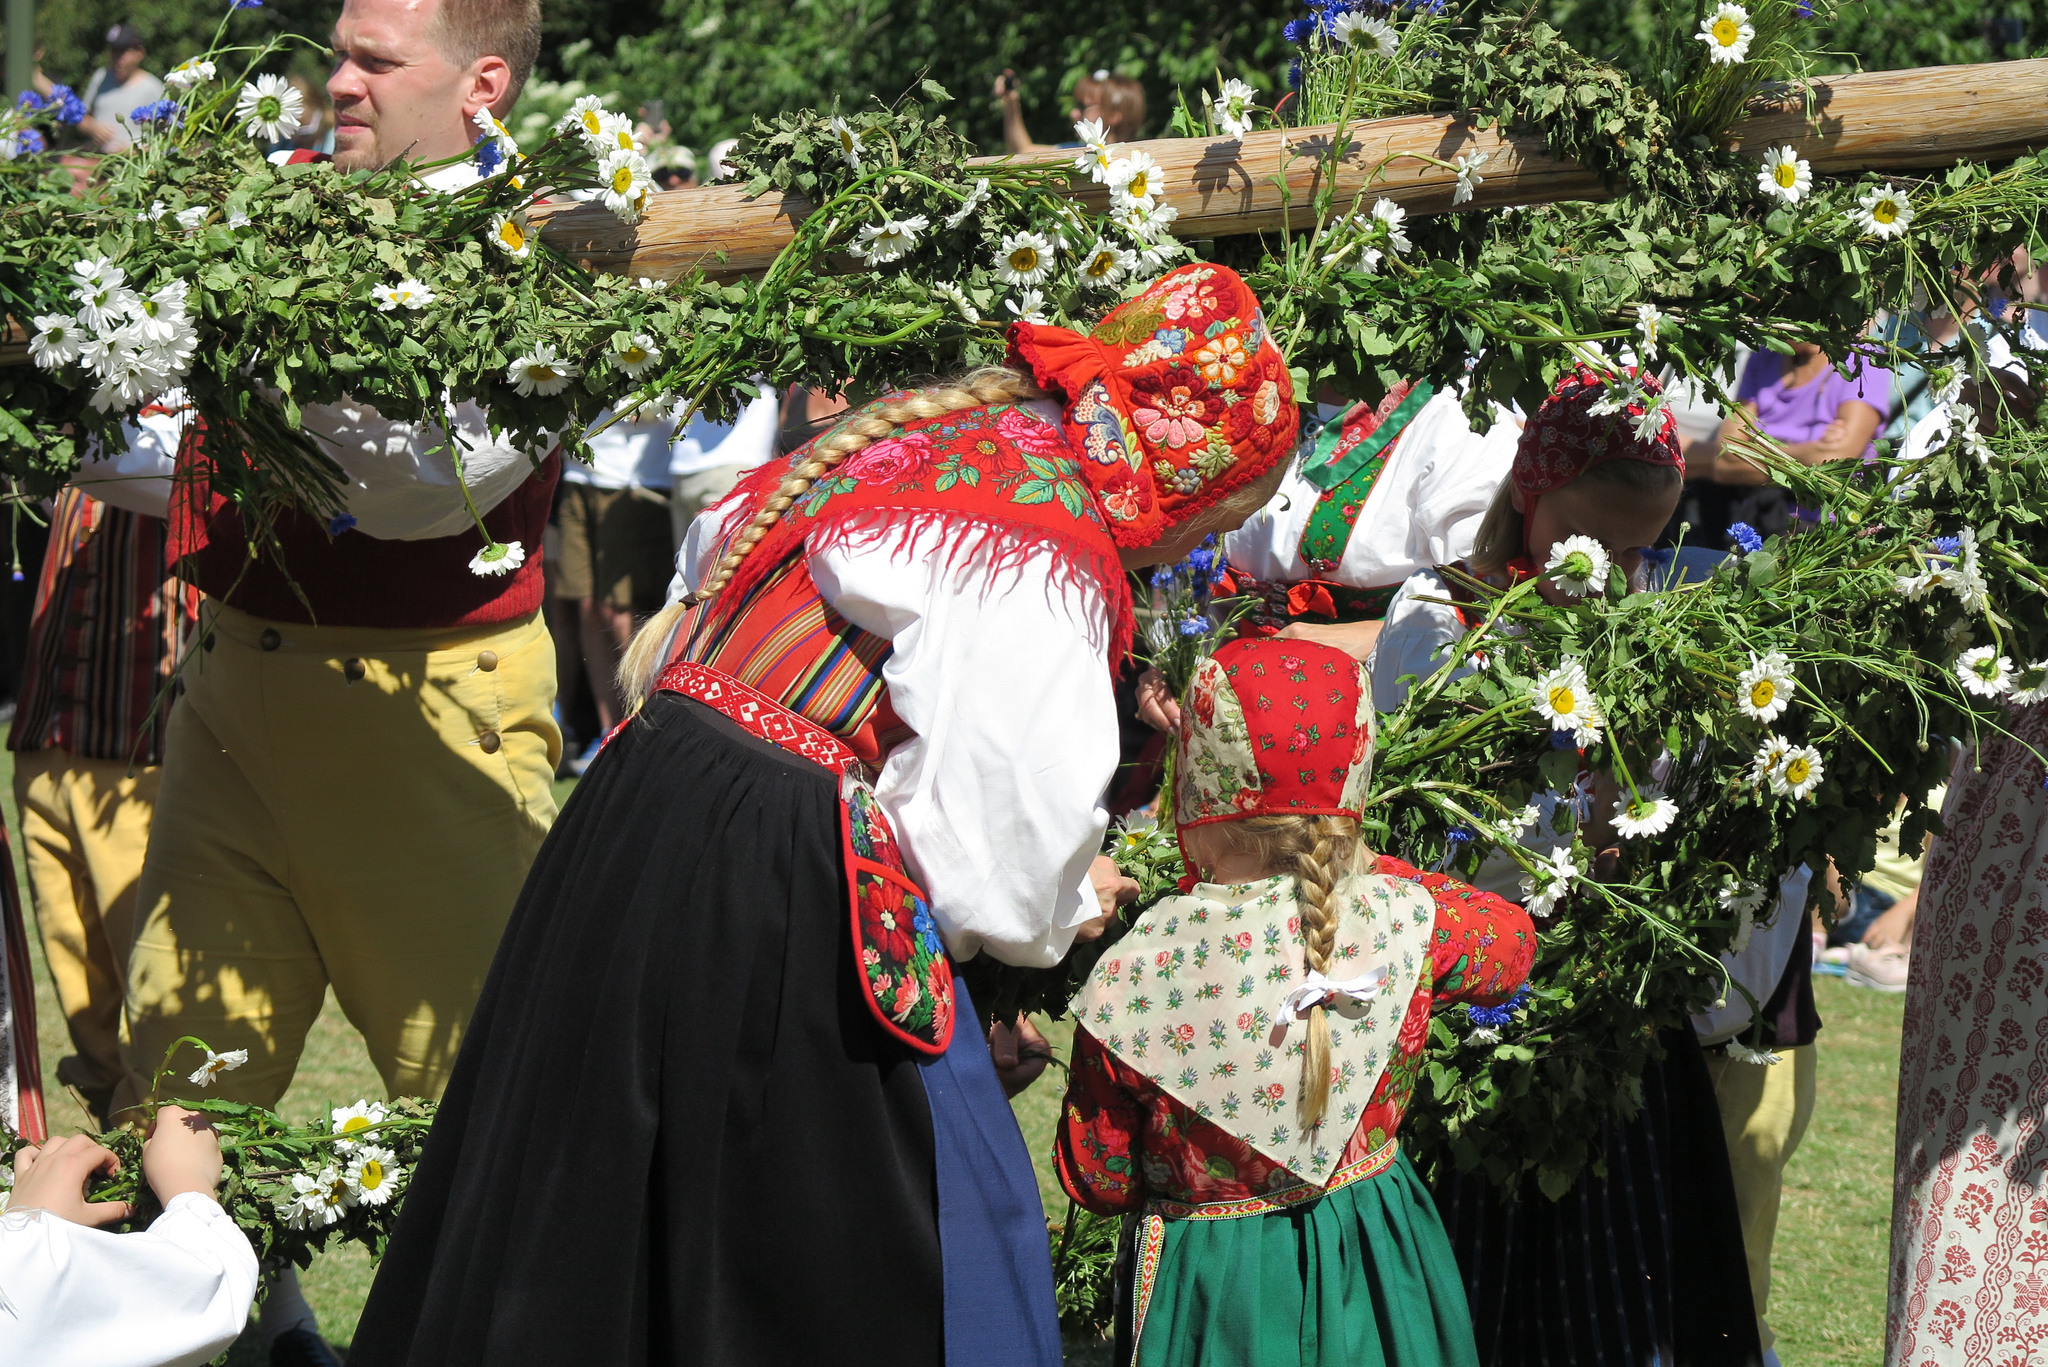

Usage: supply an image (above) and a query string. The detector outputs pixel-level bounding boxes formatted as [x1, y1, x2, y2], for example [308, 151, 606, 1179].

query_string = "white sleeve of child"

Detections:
[0, 1193, 259, 1367]
[1367, 570, 1474, 714]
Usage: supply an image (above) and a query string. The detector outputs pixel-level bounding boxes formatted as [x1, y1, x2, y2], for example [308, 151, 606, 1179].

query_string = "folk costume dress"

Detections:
[1056, 639, 1536, 1367]
[1221, 384, 1518, 636]
[351, 264, 1300, 1367]
[1368, 368, 1763, 1367]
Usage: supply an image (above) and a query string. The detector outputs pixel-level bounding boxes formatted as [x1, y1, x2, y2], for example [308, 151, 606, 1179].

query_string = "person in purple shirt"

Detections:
[1715, 343, 1893, 474]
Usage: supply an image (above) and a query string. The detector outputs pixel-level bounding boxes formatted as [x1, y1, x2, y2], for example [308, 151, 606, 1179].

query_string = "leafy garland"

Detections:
[2, 0, 2046, 1213]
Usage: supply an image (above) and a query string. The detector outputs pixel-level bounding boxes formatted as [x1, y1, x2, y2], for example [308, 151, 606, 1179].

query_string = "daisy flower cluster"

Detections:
[26, 259, 201, 414]
[278, 1101, 408, 1229]
[1719, 650, 1827, 803]
[550, 95, 653, 223]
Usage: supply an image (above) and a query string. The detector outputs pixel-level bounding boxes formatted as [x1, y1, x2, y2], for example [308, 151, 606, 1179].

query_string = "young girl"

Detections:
[1369, 367, 1763, 1367]
[1057, 635, 1534, 1367]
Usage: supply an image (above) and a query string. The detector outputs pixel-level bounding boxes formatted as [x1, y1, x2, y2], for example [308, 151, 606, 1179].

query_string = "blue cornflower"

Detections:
[1288, 57, 1304, 89]
[474, 132, 503, 176]
[232, 0, 265, 9]
[1933, 535, 1962, 556]
[1467, 983, 1533, 1028]
[130, 99, 185, 128]
[15, 90, 45, 112]
[327, 512, 358, 536]
[1434, 824, 1477, 872]
[1550, 729, 1577, 750]
[1178, 617, 1209, 638]
[48, 85, 85, 124]
[17, 129, 45, 155]
[1728, 522, 1764, 554]
[1283, 17, 1314, 43]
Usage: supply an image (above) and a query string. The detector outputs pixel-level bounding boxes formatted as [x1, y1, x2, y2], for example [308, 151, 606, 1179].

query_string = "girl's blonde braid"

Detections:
[1291, 815, 1356, 1131]
[619, 365, 1043, 710]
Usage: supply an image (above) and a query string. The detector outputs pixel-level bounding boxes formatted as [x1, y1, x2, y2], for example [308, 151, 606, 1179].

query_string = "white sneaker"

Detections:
[1845, 942, 1910, 992]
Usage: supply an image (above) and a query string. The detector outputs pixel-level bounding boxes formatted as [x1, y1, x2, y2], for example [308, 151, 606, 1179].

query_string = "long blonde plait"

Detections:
[618, 366, 1045, 710]
[1202, 814, 1366, 1130]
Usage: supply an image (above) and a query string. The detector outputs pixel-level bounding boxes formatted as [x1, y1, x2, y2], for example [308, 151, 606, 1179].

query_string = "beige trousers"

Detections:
[117, 605, 560, 1115]
[14, 751, 160, 1109]
[1704, 1041, 1818, 1354]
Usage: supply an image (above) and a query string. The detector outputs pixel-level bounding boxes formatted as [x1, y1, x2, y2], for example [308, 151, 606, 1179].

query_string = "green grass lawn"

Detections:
[12, 744, 1902, 1363]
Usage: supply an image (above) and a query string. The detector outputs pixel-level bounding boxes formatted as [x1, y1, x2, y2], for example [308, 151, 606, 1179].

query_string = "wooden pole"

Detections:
[534, 58, 2048, 283]
[4, 59, 2045, 363]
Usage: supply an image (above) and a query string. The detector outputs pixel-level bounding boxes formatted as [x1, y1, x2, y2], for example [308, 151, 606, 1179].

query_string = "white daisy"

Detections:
[635, 276, 668, 292]
[1855, 183, 1913, 240]
[187, 1046, 249, 1087]
[236, 74, 305, 142]
[1749, 734, 1792, 788]
[121, 279, 190, 347]
[1118, 198, 1180, 243]
[1895, 570, 1941, 600]
[1772, 744, 1824, 801]
[587, 110, 638, 158]
[596, 149, 652, 223]
[1956, 645, 2015, 698]
[1939, 526, 1990, 613]
[2011, 661, 2048, 706]
[1544, 536, 1611, 597]
[330, 1100, 387, 1153]
[1372, 197, 1411, 254]
[1611, 791, 1679, 839]
[505, 344, 577, 397]
[300, 1165, 356, 1226]
[943, 178, 991, 229]
[1207, 78, 1259, 139]
[345, 1147, 404, 1207]
[827, 115, 863, 173]
[615, 333, 662, 378]
[1726, 1041, 1782, 1065]
[1520, 846, 1581, 918]
[489, 210, 533, 260]
[165, 58, 215, 92]
[995, 231, 1055, 287]
[1696, 2, 1756, 63]
[1734, 650, 1797, 723]
[1334, 12, 1399, 56]
[70, 258, 137, 333]
[555, 94, 610, 141]
[1945, 402, 1996, 466]
[1072, 118, 1115, 183]
[468, 539, 529, 576]
[471, 105, 520, 161]
[1718, 879, 1768, 953]
[1451, 151, 1488, 206]
[1530, 660, 1603, 743]
[1107, 151, 1162, 209]
[1078, 238, 1138, 289]
[850, 213, 929, 265]
[1005, 289, 1049, 324]
[27, 314, 83, 369]
[1627, 394, 1670, 444]
[1757, 146, 1811, 204]
[933, 281, 980, 323]
[1635, 302, 1663, 359]
[371, 278, 435, 312]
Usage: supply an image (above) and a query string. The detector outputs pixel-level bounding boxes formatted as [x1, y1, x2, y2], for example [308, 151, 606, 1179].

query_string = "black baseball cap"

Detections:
[104, 24, 146, 52]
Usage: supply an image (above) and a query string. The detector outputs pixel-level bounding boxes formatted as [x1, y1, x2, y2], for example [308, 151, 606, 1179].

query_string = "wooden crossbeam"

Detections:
[532, 58, 2048, 282]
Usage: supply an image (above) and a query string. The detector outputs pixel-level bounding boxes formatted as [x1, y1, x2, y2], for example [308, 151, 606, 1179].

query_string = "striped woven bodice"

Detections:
[674, 545, 911, 768]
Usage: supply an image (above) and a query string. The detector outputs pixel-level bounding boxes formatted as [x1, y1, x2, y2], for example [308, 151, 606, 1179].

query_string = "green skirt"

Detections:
[1129, 1151, 1479, 1367]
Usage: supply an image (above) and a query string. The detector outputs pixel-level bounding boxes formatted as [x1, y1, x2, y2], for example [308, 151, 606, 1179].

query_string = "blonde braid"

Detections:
[1290, 815, 1354, 1131]
[619, 365, 1044, 710]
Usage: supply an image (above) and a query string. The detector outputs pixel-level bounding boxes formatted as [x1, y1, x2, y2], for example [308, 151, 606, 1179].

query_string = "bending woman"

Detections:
[350, 264, 1300, 1367]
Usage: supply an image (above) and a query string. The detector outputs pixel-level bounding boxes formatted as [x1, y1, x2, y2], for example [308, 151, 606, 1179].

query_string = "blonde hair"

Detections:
[1199, 814, 1368, 1130]
[618, 366, 1045, 709]
[1074, 72, 1147, 142]
[430, 0, 543, 104]
[1467, 460, 1684, 579]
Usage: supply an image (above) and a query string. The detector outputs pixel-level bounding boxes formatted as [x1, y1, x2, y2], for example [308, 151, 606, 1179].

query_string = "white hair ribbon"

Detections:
[1275, 964, 1389, 1026]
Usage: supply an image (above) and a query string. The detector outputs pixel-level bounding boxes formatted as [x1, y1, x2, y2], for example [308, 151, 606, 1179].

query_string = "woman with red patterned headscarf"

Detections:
[352, 265, 1300, 1367]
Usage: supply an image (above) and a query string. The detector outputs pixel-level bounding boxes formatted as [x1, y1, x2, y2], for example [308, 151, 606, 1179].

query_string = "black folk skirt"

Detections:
[1431, 1027, 1763, 1367]
[352, 694, 1058, 1366]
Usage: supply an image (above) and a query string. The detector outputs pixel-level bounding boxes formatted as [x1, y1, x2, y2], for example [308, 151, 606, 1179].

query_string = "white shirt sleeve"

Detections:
[810, 526, 1120, 968]
[1366, 570, 1473, 714]
[1692, 865, 1813, 1045]
[72, 404, 185, 519]
[0, 1193, 259, 1367]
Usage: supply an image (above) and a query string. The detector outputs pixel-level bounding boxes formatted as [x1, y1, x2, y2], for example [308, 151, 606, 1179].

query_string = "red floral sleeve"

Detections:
[1374, 855, 1535, 1006]
[1055, 1027, 1149, 1215]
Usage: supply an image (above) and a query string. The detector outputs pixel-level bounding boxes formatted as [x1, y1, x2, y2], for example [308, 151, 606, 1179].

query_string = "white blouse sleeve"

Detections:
[0, 1193, 258, 1367]
[810, 526, 1120, 968]
[298, 395, 544, 541]
[1366, 570, 1473, 714]
[72, 404, 185, 519]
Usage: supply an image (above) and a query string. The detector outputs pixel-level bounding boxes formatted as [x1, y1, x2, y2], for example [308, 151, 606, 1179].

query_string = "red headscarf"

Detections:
[1006, 263, 1299, 549]
[1512, 363, 1684, 508]
[1173, 637, 1373, 834]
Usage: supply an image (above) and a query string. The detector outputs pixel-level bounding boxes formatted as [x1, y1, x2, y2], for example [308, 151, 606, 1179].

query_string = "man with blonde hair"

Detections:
[116, 0, 554, 1360]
